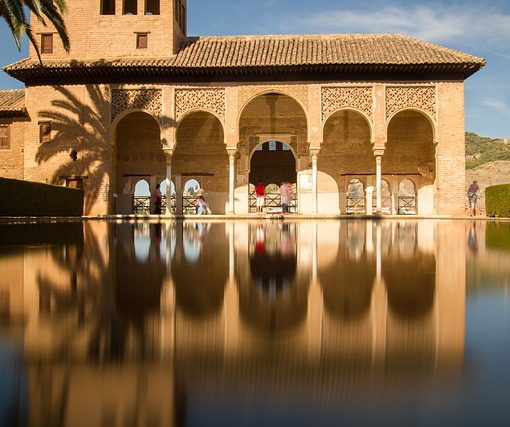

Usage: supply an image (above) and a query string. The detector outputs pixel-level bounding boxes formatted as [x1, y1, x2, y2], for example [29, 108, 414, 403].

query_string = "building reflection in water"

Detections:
[0, 219, 470, 426]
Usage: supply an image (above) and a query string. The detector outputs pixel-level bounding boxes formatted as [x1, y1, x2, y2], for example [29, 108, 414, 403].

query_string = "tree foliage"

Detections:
[0, 0, 69, 62]
[466, 132, 510, 169]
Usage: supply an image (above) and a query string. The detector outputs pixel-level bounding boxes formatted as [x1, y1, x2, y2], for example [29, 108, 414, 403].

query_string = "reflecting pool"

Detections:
[0, 220, 509, 427]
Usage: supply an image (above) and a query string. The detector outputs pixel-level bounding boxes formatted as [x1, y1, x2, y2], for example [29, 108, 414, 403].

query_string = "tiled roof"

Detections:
[3, 34, 485, 85]
[0, 89, 26, 116]
[174, 34, 484, 68]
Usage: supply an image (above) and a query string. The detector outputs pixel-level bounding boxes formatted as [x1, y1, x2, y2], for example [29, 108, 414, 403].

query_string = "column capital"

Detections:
[373, 148, 385, 158]
[227, 147, 238, 156]
[309, 146, 321, 157]
[163, 148, 173, 158]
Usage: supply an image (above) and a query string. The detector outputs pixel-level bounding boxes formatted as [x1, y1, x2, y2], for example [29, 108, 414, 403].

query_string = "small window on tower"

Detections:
[123, 0, 137, 15]
[0, 125, 10, 149]
[145, 0, 160, 15]
[39, 122, 52, 143]
[101, 0, 116, 15]
[136, 33, 148, 49]
[41, 34, 53, 54]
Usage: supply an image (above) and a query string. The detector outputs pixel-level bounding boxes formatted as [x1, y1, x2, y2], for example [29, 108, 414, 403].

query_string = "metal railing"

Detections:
[183, 195, 199, 214]
[398, 196, 417, 215]
[249, 188, 297, 213]
[133, 196, 151, 215]
[372, 196, 392, 214]
[346, 196, 365, 214]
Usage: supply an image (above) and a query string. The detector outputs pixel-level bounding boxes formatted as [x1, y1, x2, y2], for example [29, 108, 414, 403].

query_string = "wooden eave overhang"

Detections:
[3, 61, 484, 86]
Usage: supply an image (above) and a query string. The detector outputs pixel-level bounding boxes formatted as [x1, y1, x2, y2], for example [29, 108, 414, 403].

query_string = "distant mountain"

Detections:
[466, 132, 510, 169]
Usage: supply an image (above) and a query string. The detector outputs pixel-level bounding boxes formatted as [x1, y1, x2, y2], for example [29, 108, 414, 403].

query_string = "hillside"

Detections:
[465, 132, 510, 169]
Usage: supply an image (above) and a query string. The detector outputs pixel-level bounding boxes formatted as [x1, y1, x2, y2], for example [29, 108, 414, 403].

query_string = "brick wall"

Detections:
[29, 0, 184, 60]
[0, 118, 26, 179]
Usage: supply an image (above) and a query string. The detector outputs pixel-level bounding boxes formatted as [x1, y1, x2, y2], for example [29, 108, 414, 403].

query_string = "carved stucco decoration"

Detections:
[386, 86, 436, 121]
[175, 88, 226, 122]
[238, 85, 309, 115]
[111, 89, 162, 121]
[322, 87, 373, 122]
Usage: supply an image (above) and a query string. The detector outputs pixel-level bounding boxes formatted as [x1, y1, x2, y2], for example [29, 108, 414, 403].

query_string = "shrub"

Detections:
[0, 177, 84, 216]
[485, 222, 510, 252]
[485, 183, 510, 218]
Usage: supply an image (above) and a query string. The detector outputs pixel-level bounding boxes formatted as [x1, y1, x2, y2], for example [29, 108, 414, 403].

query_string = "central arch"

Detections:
[249, 140, 297, 212]
[239, 92, 307, 213]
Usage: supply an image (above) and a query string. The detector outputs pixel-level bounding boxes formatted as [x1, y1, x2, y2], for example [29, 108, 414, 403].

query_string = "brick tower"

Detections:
[28, 0, 187, 60]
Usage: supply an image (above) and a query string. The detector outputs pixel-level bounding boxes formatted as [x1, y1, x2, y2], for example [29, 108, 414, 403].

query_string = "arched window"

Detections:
[159, 179, 176, 214]
[133, 179, 150, 215]
[346, 178, 365, 214]
[398, 179, 417, 215]
[373, 179, 392, 214]
[183, 179, 200, 214]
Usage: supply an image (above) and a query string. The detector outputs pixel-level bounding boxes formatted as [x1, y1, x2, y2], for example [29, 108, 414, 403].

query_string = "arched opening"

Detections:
[133, 179, 150, 215]
[239, 93, 306, 213]
[249, 141, 297, 213]
[174, 112, 227, 214]
[385, 110, 435, 215]
[373, 179, 392, 214]
[159, 179, 176, 214]
[346, 178, 365, 214]
[182, 178, 201, 214]
[398, 178, 417, 215]
[321, 110, 372, 214]
[114, 111, 164, 214]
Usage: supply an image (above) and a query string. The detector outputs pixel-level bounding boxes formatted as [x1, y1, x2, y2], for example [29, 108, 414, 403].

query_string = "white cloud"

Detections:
[278, 5, 510, 47]
[480, 97, 509, 112]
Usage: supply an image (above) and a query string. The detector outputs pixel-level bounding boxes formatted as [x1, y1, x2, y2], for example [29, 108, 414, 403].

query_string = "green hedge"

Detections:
[485, 222, 510, 252]
[485, 183, 510, 218]
[0, 177, 84, 216]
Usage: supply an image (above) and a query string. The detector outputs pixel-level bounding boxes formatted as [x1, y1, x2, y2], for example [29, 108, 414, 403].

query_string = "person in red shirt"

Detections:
[255, 180, 265, 213]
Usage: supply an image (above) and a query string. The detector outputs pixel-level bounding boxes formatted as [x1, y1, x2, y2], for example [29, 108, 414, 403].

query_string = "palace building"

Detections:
[0, 0, 485, 216]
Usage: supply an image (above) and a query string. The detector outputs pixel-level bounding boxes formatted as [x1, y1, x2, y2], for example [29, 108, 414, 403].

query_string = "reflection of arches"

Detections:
[236, 223, 308, 334]
[319, 223, 374, 319]
[172, 223, 228, 318]
[346, 178, 365, 214]
[116, 224, 166, 322]
[398, 178, 417, 215]
[384, 254, 436, 319]
[133, 179, 150, 215]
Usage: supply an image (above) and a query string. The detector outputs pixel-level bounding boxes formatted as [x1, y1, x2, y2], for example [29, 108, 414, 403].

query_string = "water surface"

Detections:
[0, 220, 509, 427]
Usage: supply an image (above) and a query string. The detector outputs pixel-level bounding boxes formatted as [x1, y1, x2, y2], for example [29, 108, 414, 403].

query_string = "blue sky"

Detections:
[1, 0, 509, 137]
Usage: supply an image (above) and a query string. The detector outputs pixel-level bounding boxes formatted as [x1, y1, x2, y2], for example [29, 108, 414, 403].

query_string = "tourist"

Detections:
[154, 183, 162, 214]
[196, 189, 209, 214]
[280, 182, 293, 214]
[467, 180, 480, 216]
[255, 180, 265, 213]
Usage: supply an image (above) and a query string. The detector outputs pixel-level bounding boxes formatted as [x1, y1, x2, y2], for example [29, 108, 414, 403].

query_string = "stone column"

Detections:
[310, 148, 320, 214]
[163, 149, 173, 215]
[227, 149, 237, 214]
[374, 148, 384, 213]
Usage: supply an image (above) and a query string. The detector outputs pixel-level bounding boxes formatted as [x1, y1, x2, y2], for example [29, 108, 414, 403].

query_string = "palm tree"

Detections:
[0, 0, 69, 62]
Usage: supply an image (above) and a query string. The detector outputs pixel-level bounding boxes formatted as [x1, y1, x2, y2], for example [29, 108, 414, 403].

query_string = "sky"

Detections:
[0, 0, 509, 137]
